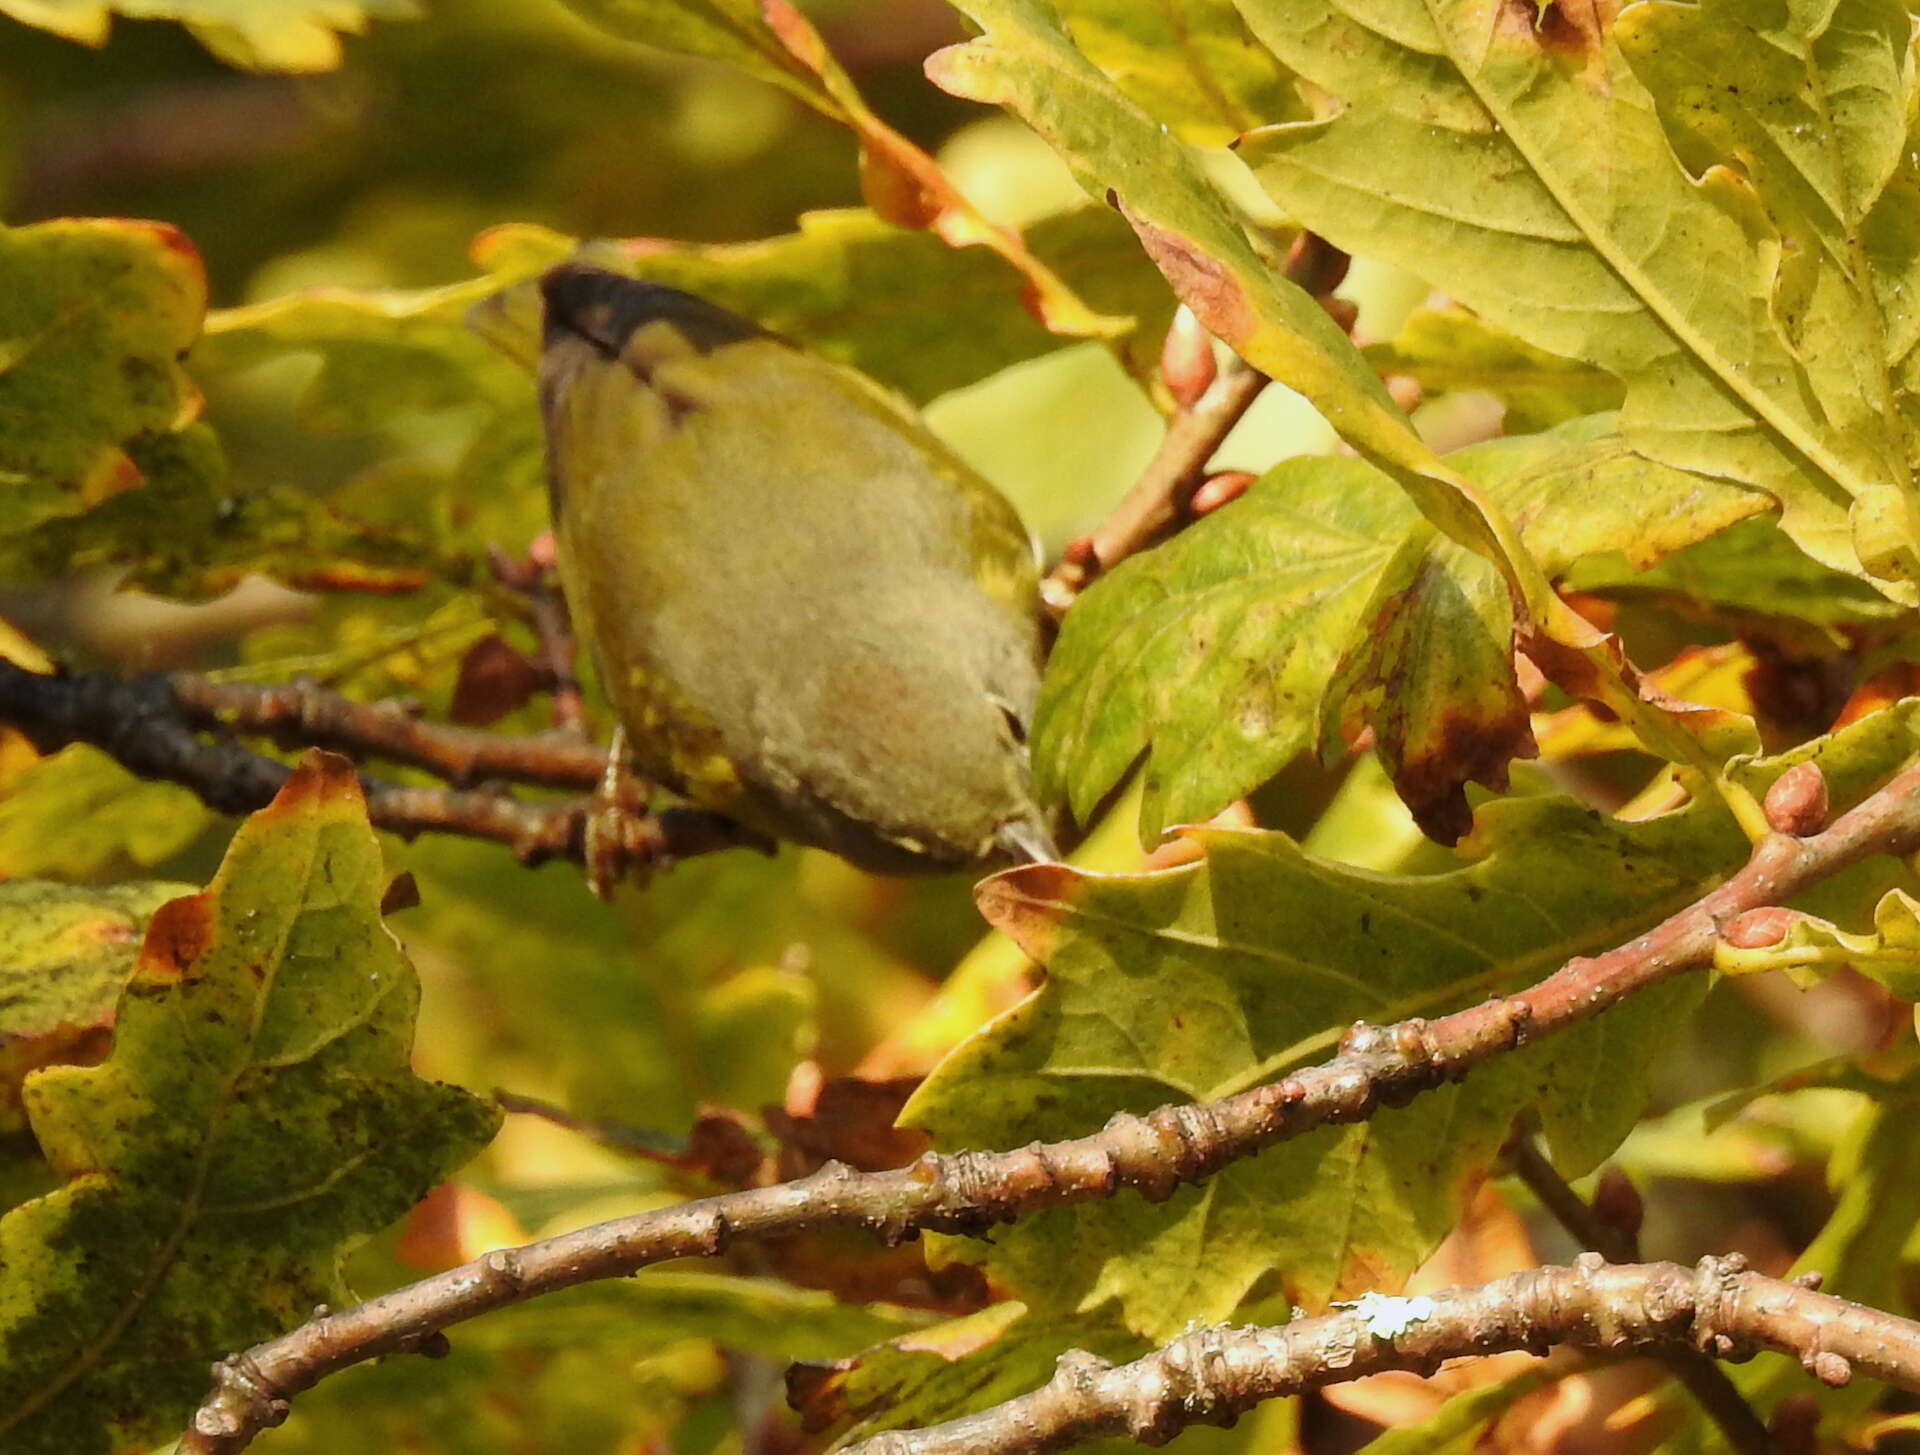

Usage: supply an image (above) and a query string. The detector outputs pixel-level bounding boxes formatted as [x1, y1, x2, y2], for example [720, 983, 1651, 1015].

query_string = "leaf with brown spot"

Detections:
[0, 219, 206, 542]
[0, 750, 499, 1455]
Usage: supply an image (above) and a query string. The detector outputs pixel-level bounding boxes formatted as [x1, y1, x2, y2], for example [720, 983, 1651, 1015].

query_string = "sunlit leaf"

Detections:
[0, 753, 499, 1455]
[0, 0, 419, 70]
[1036, 416, 1766, 844]
[909, 705, 1920, 1340]
[1237, 0, 1920, 598]
[927, 0, 1570, 635]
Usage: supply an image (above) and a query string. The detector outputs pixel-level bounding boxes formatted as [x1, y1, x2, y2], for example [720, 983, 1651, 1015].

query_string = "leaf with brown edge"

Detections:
[550, 0, 1125, 340]
[926, 0, 1585, 649]
[0, 882, 192, 1135]
[923, 707, 1920, 1341]
[0, 750, 499, 1455]
[1034, 415, 1766, 848]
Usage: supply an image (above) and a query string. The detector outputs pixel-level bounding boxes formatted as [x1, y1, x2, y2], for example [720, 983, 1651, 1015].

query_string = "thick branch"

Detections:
[839, 1255, 1915, 1455]
[179, 755, 1920, 1450]
[0, 662, 752, 866]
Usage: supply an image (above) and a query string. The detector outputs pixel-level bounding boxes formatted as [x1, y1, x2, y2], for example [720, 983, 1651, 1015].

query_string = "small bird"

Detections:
[536, 263, 1058, 875]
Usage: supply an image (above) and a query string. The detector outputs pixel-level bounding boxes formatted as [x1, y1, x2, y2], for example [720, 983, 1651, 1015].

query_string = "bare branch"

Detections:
[0, 662, 755, 867]
[838, 1254, 1913, 1455]
[179, 754, 1920, 1450]
[1509, 1142, 1772, 1455]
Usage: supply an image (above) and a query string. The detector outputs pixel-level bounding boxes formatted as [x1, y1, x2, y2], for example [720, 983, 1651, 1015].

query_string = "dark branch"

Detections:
[0, 662, 754, 868]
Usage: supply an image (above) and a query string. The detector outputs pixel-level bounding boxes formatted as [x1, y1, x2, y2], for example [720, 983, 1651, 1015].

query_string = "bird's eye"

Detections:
[992, 697, 1029, 745]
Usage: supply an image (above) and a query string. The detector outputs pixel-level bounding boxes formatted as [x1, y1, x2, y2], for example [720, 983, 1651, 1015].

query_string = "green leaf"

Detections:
[547, 0, 837, 113]
[1236, 0, 1920, 596]
[1363, 306, 1625, 434]
[0, 881, 191, 1133]
[1563, 514, 1911, 639]
[468, 205, 1179, 403]
[0, 219, 205, 538]
[0, 424, 443, 597]
[0, 0, 418, 70]
[0, 745, 216, 882]
[927, 0, 1562, 619]
[1048, 0, 1304, 145]
[1035, 417, 1765, 844]
[0, 753, 500, 1455]
[909, 705, 1920, 1340]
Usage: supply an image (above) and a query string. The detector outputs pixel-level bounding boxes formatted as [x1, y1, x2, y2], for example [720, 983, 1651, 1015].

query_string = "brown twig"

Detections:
[1509, 1141, 1774, 1455]
[0, 662, 752, 868]
[487, 538, 586, 734]
[835, 1255, 1904, 1455]
[178, 754, 1920, 1451]
[169, 674, 606, 790]
[1040, 235, 1353, 616]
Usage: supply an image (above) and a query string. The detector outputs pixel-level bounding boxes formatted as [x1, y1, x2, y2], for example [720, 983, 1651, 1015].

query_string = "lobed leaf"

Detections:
[0, 752, 500, 1455]
[1237, 0, 1920, 597]
[909, 704, 1920, 1340]
[928, 0, 1578, 635]
[1036, 416, 1766, 844]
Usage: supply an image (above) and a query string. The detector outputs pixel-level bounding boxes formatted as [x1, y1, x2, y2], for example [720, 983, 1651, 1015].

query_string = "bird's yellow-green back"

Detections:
[536, 264, 1055, 873]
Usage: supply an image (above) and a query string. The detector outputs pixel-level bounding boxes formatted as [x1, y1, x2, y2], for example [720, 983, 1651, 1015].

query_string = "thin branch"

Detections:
[1509, 1141, 1774, 1455]
[487, 538, 586, 734]
[1040, 235, 1353, 615]
[180, 754, 1920, 1450]
[836, 1255, 1907, 1455]
[0, 662, 754, 867]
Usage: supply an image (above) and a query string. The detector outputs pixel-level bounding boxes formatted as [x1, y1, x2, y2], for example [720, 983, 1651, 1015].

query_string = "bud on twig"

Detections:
[1589, 1165, 1643, 1246]
[1721, 906, 1803, 949]
[1160, 308, 1217, 410]
[1764, 762, 1829, 836]
[1191, 471, 1255, 516]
